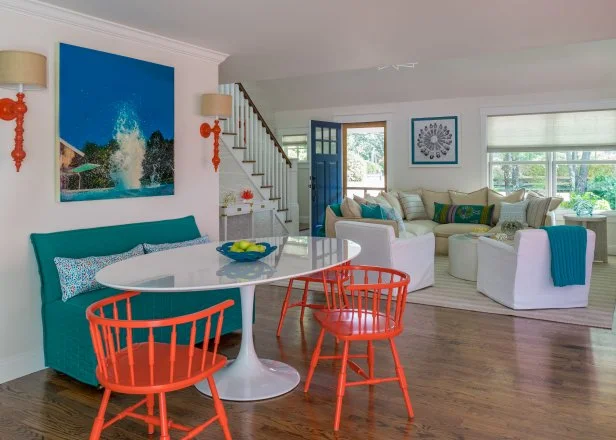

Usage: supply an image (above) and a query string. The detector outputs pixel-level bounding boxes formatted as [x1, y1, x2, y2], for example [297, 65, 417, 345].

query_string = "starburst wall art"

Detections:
[410, 116, 459, 166]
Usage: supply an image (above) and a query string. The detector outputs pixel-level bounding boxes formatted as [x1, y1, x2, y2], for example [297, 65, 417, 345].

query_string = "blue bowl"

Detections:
[216, 241, 277, 262]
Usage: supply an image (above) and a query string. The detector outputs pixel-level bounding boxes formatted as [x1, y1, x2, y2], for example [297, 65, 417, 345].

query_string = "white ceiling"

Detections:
[39, 0, 616, 82]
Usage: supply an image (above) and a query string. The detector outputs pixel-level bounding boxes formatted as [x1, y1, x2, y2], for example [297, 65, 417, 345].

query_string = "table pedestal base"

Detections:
[195, 284, 300, 401]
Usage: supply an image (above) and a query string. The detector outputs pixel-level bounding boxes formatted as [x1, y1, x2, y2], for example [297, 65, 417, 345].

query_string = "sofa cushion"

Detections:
[433, 203, 494, 225]
[341, 197, 362, 217]
[433, 223, 491, 238]
[398, 191, 428, 220]
[449, 187, 488, 205]
[55, 244, 145, 302]
[403, 219, 438, 236]
[380, 191, 404, 218]
[31, 216, 201, 305]
[422, 190, 452, 219]
[144, 236, 210, 254]
[488, 188, 525, 225]
[526, 193, 552, 228]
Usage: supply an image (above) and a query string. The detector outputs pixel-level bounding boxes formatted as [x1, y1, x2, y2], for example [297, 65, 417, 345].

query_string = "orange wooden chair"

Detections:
[303, 265, 413, 431]
[86, 291, 234, 440]
[276, 263, 350, 337]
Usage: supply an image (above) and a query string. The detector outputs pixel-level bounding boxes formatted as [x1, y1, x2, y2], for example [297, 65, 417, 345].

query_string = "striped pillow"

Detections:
[398, 192, 427, 220]
[499, 200, 529, 225]
[433, 203, 494, 225]
[526, 194, 552, 228]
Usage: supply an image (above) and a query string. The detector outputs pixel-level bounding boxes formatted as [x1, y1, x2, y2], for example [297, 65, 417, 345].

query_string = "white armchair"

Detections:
[477, 229, 596, 309]
[334, 221, 435, 292]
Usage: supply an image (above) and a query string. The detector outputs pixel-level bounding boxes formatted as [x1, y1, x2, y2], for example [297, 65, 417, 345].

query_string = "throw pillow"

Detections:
[353, 195, 367, 205]
[380, 191, 404, 219]
[527, 190, 563, 211]
[488, 188, 525, 225]
[360, 203, 387, 220]
[329, 203, 342, 217]
[341, 197, 362, 217]
[398, 191, 428, 220]
[433, 203, 495, 225]
[449, 187, 488, 206]
[55, 245, 145, 302]
[526, 193, 552, 228]
[377, 204, 406, 232]
[498, 200, 529, 224]
[422, 190, 452, 220]
[144, 236, 210, 254]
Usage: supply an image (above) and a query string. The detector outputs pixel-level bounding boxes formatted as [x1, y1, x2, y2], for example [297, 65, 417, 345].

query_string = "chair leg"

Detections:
[367, 341, 375, 380]
[304, 328, 326, 393]
[208, 376, 232, 440]
[334, 340, 350, 431]
[299, 280, 310, 321]
[276, 279, 294, 337]
[389, 338, 414, 420]
[146, 394, 155, 435]
[158, 393, 170, 440]
[89, 388, 111, 440]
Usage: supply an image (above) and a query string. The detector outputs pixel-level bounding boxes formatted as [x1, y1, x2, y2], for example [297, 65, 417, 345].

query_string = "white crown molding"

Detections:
[0, 0, 229, 64]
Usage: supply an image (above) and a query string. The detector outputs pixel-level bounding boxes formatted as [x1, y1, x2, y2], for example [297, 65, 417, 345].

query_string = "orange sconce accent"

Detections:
[0, 51, 47, 172]
[200, 119, 222, 171]
[200, 93, 232, 172]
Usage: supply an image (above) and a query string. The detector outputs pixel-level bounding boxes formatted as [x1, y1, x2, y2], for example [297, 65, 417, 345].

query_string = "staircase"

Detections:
[218, 83, 297, 234]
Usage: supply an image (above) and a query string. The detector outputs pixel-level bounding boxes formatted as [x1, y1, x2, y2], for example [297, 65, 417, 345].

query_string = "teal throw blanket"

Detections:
[541, 225, 587, 287]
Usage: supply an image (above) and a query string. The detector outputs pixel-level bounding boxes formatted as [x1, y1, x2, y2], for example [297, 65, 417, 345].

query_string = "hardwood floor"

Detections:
[1, 285, 615, 439]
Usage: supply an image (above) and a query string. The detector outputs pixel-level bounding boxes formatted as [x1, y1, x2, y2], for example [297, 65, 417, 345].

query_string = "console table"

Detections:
[563, 214, 608, 263]
[220, 201, 277, 240]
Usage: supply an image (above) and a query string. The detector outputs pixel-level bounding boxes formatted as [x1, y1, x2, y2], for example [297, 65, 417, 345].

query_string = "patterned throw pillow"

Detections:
[498, 200, 529, 225]
[55, 245, 145, 302]
[143, 236, 210, 254]
[398, 192, 428, 220]
[379, 204, 406, 232]
[433, 203, 495, 225]
[526, 193, 552, 228]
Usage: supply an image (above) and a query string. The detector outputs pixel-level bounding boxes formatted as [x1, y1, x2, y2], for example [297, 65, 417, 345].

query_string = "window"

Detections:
[487, 110, 616, 210]
[281, 134, 308, 161]
[343, 122, 387, 198]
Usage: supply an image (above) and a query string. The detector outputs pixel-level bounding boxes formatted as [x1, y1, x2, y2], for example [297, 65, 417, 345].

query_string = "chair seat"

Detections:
[314, 308, 398, 337]
[99, 342, 227, 392]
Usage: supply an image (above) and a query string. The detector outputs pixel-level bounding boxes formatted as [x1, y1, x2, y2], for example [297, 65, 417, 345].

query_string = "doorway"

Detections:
[342, 121, 387, 198]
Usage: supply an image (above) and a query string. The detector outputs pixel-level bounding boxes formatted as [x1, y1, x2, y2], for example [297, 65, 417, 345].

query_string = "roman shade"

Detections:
[486, 109, 616, 152]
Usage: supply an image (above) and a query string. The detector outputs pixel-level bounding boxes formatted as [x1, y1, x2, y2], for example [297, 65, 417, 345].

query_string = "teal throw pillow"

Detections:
[54, 244, 145, 302]
[143, 236, 210, 254]
[329, 203, 342, 217]
[433, 203, 494, 225]
[379, 205, 406, 232]
[360, 203, 387, 220]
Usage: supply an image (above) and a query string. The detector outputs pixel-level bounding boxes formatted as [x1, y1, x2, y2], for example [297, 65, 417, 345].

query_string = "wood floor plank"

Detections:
[0, 285, 615, 439]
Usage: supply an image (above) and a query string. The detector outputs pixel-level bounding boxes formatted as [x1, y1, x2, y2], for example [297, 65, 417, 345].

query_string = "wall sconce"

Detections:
[200, 93, 231, 172]
[0, 51, 47, 172]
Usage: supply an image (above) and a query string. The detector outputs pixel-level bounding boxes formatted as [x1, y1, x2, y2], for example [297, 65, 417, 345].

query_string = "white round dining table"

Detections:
[95, 236, 361, 402]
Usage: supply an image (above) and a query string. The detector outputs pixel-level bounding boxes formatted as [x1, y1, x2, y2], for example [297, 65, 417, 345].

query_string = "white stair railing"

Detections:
[218, 83, 295, 226]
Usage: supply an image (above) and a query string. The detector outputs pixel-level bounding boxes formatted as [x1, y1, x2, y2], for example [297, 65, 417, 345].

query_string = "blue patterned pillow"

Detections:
[55, 245, 144, 302]
[380, 205, 406, 233]
[143, 236, 210, 254]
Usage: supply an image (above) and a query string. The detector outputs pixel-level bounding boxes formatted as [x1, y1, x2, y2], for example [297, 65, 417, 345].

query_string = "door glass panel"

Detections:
[315, 127, 322, 140]
[316, 141, 322, 154]
[323, 128, 330, 140]
[331, 129, 337, 141]
[331, 140, 337, 155]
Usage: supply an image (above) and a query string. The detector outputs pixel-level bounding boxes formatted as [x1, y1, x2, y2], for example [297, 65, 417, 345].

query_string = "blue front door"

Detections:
[311, 120, 342, 236]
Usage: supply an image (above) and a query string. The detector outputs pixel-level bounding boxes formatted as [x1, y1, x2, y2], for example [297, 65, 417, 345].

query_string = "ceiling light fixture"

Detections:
[377, 62, 418, 71]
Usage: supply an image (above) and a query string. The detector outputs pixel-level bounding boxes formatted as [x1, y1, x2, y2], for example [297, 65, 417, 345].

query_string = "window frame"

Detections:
[342, 121, 387, 198]
[481, 100, 616, 210]
[281, 134, 308, 162]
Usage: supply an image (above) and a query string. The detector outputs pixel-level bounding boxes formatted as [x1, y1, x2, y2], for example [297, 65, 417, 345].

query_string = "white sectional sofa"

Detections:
[325, 187, 561, 255]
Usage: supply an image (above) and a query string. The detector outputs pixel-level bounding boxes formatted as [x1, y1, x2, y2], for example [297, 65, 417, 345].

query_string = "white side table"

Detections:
[563, 214, 608, 263]
[220, 201, 277, 240]
[448, 234, 479, 281]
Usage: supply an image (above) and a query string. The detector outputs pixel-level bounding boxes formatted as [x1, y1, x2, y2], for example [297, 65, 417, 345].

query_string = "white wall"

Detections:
[297, 162, 310, 224]
[0, 2, 226, 383]
[274, 88, 616, 192]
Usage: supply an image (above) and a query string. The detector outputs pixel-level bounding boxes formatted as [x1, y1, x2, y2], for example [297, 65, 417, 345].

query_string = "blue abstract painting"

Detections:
[57, 43, 174, 202]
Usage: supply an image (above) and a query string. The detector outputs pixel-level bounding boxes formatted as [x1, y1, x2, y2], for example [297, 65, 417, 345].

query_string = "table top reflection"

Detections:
[95, 236, 361, 292]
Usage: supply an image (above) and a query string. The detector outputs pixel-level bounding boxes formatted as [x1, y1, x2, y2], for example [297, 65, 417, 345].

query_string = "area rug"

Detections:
[409, 256, 616, 329]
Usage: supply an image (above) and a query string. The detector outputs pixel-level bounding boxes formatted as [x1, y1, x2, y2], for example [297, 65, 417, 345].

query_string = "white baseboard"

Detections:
[0, 347, 45, 384]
